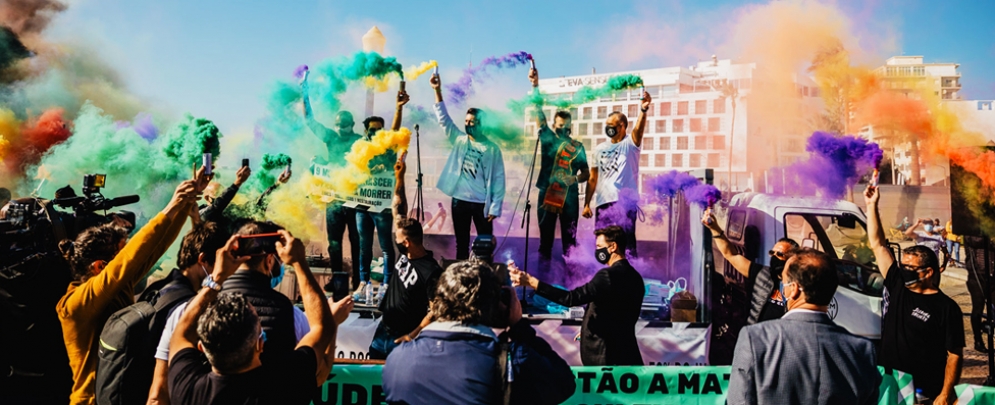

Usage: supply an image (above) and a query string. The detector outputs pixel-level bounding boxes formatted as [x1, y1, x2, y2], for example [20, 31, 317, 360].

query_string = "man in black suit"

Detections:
[727, 248, 880, 405]
[510, 225, 645, 366]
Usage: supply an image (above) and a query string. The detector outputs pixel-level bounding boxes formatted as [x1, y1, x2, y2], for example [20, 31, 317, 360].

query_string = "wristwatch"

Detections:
[641, 107, 649, 113]
[202, 274, 223, 292]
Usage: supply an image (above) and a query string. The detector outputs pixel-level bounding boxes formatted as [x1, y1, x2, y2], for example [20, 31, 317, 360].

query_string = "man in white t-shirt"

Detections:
[582, 89, 651, 256]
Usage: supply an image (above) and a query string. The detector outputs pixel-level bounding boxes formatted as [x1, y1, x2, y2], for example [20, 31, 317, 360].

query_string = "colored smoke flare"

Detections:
[261, 153, 292, 170]
[293, 64, 309, 79]
[646, 170, 721, 208]
[445, 51, 532, 105]
[307, 127, 411, 201]
[509, 74, 644, 112]
[779, 132, 883, 199]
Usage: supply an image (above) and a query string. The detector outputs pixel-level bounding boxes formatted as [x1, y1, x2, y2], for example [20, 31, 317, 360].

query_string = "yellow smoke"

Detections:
[364, 60, 438, 92]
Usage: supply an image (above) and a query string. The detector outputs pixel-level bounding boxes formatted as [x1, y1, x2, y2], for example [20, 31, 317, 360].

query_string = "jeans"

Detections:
[946, 239, 961, 262]
[537, 189, 579, 260]
[595, 201, 638, 257]
[452, 199, 493, 260]
[368, 321, 404, 360]
[326, 202, 360, 289]
[357, 210, 395, 283]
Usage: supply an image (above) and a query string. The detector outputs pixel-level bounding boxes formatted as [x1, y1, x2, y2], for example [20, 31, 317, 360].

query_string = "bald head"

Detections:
[783, 248, 838, 306]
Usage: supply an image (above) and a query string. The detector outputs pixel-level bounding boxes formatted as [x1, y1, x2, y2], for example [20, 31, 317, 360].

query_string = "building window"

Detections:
[689, 154, 701, 168]
[569, 107, 578, 119]
[713, 99, 726, 114]
[690, 118, 702, 132]
[597, 106, 607, 119]
[695, 100, 707, 115]
[713, 135, 725, 150]
[707, 153, 720, 167]
[646, 103, 655, 117]
[673, 119, 684, 133]
[660, 102, 672, 116]
[582, 107, 592, 120]
[708, 117, 720, 132]
[677, 101, 689, 115]
[676, 136, 689, 150]
[612, 105, 623, 113]
[672, 154, 683, 168]
[579, 123, 589, 136]
[526, 124, 535, 136]
[694, 135, 707, 150]
[640, 154, 649, 167]
[593, 122, 603, 135]
[628, 104, 638, 119]
[583, 138, 592, 151]
[655, 154, 668, 167]
[655, 120, 667, 133]
[660, 137, 671, 150]
[644, 136, 655, 150]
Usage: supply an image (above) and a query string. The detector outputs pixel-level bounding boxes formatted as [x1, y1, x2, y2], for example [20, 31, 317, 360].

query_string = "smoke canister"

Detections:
[203, 153, 212, 176]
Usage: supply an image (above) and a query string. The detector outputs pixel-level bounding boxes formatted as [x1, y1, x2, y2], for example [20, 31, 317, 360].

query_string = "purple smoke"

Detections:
[132, 113, 158, 141]
[293, 64, 309, 79]
[646, 170, 700, 201]
[787, 131, 884, 198]
[685, 184, 722, 208]
[445, 51, 532, 105]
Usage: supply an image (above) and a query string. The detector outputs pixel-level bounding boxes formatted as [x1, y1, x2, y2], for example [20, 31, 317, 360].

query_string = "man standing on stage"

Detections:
[300, 69, 360, 293]
[582, 88, 650, 256]
[528, 67, 590, 269]
[354, 87, 410, 302]
[430, 71, 506, 260]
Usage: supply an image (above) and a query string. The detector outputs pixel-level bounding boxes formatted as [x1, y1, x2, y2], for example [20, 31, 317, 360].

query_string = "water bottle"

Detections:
[914, 388, 928, 405]
[365, 284, 373, 304]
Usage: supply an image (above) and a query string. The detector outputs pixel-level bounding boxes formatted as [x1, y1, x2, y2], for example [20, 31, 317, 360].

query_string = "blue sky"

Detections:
[47, 0, 995, 133]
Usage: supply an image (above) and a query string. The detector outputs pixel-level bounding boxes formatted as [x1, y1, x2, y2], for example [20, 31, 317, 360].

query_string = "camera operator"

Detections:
[57, 169, 209, 405]
[383, 260, 575, 405]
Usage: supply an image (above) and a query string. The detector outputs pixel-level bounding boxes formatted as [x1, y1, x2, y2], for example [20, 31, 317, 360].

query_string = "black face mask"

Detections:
[367, 128, 379, 138]
[769, 257, 786, 272]
[555, 127, 571, 137]
[595, 247, 611, 265]
[465, 125, 476, 136]
[605, 126, 618, 138]
[396, 242, 408, 256]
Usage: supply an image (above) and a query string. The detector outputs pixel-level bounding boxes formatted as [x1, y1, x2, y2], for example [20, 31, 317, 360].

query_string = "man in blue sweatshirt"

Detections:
[430, 72, 506, 260]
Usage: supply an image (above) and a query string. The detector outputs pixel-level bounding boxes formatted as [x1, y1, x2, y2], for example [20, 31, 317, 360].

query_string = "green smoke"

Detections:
[261, 153, 291, 170]
[508, 73, 645, 113]
[160, 114, 223, 173]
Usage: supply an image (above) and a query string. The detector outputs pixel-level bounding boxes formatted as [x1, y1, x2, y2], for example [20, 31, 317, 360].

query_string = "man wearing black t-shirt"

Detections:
[703, 210, 799, 324]
[865, 185, 963, 404]
[168, 231, 346, 405]
[368, 155, 444, 359]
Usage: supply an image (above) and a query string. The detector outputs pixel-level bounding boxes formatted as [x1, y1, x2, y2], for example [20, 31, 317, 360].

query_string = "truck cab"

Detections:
[715, 193, 884, 339]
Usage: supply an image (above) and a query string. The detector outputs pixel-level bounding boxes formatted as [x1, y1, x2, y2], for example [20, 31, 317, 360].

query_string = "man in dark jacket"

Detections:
[511, 225, 645, 366]
[383, 261, 575, 405]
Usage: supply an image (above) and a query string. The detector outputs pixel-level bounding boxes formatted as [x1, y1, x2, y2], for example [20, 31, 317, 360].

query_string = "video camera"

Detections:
[1, 174, 139, 272]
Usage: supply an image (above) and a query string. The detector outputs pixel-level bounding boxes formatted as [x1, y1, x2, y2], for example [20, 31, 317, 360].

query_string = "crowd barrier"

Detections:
[309, 363, 995, 404]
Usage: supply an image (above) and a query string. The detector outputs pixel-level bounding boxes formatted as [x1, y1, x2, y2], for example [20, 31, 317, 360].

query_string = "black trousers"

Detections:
[595, 201, 638, 257]
[537, 189, 580, 260]
[452, 198, 493, 260]
[326, 202, 360, 289]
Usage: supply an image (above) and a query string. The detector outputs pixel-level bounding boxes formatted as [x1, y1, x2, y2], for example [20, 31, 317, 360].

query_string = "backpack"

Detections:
[95, 277, 195, 405]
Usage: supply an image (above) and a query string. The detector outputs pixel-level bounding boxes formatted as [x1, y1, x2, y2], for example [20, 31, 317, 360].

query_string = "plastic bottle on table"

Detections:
[914, 388, 928, 405]
[365, 284, 373, 304]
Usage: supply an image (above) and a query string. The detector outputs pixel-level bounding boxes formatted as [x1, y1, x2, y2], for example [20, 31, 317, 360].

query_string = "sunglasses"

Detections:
[768, 250, 786, 258]
[900, 264, 930, 272]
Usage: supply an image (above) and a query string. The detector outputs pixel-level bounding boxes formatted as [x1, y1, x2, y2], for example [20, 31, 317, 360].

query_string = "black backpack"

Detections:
[95, 276, 195, 405]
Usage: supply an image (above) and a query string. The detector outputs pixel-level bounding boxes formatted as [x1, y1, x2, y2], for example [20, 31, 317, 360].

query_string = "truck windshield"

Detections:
[784, 213, 883, 296]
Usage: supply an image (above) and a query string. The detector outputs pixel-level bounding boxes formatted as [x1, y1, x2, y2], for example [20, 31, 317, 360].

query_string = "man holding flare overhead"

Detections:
[430, 66, 506, 261]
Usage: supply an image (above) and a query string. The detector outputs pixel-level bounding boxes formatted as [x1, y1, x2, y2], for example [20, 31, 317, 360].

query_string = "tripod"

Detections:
[413, 125, 425, 222]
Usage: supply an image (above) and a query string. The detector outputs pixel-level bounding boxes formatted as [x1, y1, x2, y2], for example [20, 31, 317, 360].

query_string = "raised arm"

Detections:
[510, 265, 607, 308]
[392, 154, 408, 225]
[702, 209, 752, 277]
[631, 90, 651, 148]
[391, 86, 409, 131]
[169, 235, 247, 362]
[277, 230, 336, 386]
[904, 220, 922, 240]
[301, 70, 339, 144]
[201, 167, 249, 221]
[430, 73, 463, 144]
[864, 185, 895, 276]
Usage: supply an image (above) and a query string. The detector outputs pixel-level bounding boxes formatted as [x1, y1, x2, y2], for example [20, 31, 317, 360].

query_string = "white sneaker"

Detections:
[352, 281, 368, 302]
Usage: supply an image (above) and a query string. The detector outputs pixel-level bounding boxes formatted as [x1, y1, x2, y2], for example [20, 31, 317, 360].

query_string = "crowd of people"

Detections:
[0, 65, 985, 405]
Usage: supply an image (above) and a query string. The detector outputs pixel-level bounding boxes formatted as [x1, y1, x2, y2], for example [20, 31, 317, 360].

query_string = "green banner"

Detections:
[311, 365, 935, 405]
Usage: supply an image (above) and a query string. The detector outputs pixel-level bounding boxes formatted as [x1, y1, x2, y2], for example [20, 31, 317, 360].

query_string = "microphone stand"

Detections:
[414, 124, 425, 222]
[521, 107, 542, 310]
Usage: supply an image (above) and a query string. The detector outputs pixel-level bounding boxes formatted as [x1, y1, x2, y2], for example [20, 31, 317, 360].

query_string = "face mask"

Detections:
[465, 125, 476, 136]
[595, 247, 611, 265]
[367, 128, 379, 138]
[769, 257, 785, 272]
[396, 242, 408, 256]
[271, 262, 285, 289]
[605, 126, 618, 138]
[555, 127, 571, 137]
[900, 266, 930, 287]
[923, 225, 933, 233]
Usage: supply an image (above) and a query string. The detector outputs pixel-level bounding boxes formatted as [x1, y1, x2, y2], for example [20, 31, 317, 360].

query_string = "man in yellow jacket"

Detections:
[57, 172, 206, 405]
